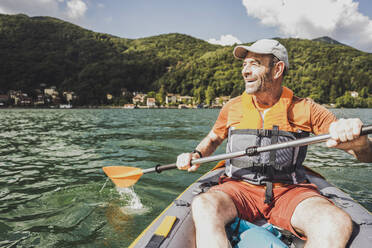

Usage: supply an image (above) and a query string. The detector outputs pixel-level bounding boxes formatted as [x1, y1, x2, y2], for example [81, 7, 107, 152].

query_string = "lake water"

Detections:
[1, 108, 371, 247]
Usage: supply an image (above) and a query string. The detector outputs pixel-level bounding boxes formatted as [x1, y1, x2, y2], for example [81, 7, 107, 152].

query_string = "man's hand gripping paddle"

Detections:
[102, 125, 372, 188]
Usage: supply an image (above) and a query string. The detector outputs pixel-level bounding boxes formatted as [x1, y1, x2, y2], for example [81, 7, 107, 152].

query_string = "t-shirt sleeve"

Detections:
[310, 101, 337, 135]
[211, 103, 230, 140]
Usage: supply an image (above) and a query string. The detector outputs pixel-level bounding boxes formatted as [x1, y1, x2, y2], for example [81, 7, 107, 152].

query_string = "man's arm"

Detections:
[177, 130, 224, 172]
[327, 118, 372, 163]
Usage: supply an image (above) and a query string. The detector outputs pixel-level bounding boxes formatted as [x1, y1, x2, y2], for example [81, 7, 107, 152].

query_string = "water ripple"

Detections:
[0, 108, 371, 247]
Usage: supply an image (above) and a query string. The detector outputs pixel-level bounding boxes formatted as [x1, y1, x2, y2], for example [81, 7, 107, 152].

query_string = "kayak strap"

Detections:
[145, 216, 177, 248]
[192, 181, 219, 195]
[174, 199, 190, 207]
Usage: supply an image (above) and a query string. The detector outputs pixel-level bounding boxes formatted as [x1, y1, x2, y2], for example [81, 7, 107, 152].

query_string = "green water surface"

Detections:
[0, 108, 371, 247]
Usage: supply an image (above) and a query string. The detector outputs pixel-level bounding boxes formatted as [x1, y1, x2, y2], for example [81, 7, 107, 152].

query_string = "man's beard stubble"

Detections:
[245, 69, 273, 95]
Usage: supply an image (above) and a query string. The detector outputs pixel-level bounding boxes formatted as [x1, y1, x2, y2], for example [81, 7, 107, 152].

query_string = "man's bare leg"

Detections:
[192, 191, 238, 248]
[291, 196, 353, 248]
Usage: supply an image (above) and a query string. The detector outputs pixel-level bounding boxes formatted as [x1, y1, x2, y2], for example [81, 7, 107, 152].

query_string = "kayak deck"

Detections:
[129, 168, 372, 248]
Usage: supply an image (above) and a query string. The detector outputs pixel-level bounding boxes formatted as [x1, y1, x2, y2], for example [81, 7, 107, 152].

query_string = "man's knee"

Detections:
[192, 191, 236, 247]
[191, 191, 237, 225]
[317, 206, 353, 239]
[192, 192, 223, 219]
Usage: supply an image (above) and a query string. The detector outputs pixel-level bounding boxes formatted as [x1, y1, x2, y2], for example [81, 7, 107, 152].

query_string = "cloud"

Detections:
[208, 34, 242, 46]
[66, 0, 87, 19]
[0, 0, 60, 16]
[0, 0, 87, 21]
[241, 0, 372, 52]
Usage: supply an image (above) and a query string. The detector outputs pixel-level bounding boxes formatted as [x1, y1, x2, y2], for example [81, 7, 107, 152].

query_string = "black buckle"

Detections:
[257, 129, 271, 137]
[245, 146, 258, 156]
[252, 164, 268, 174]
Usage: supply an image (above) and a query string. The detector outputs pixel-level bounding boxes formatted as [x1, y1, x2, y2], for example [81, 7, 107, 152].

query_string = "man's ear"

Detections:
[273, 61, 285, 79]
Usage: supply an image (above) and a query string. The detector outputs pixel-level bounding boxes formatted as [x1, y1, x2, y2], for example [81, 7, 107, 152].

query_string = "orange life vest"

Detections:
[225, 87, 310, 204]
[235, 87, 306, 131]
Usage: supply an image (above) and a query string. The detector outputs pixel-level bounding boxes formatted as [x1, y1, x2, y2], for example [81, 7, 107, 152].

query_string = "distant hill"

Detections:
[312, 36, 345, 46]
[0, 14, 371, 107]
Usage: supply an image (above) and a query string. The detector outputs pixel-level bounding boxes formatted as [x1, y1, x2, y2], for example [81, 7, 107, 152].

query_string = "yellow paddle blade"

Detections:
[102, 166, 143, 188]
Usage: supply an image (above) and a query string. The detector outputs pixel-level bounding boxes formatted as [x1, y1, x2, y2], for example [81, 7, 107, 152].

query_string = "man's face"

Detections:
[242, 52, 273, 94]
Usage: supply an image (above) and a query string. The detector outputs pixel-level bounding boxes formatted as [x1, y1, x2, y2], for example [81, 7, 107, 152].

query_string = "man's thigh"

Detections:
[290, 196, 352, 240]
[267, 184, 326, 238]
[210, 180, 263, 221]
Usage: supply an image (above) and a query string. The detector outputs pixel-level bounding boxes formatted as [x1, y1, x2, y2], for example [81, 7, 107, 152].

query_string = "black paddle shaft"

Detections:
[143, 125, 372, 174]
[142, 163, 177, 174]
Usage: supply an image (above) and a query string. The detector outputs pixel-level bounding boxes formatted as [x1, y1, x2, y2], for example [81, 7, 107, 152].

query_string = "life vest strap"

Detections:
[264, 182, 274, 205]
[265, 125, 279, 205]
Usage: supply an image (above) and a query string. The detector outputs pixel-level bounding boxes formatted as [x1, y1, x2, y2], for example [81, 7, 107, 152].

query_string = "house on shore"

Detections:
[147, 98, 156, 108]
[165, 93, 179, 105]
[8, 90, 33, 106]
[132, 93, 147, 105]
[350, 91, 359, 98]
[166, 93, 194, 106]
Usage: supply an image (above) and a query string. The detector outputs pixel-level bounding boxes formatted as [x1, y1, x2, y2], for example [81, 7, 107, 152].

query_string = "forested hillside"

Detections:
[1, 14, 371, 107]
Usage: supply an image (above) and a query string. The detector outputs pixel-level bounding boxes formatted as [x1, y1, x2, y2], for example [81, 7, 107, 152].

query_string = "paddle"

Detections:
[102, 125, 372, 188]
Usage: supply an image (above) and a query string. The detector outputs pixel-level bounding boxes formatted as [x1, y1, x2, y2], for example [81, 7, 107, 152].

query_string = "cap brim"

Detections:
[233, 45, 272, 60]
[233, 46, 249, 59]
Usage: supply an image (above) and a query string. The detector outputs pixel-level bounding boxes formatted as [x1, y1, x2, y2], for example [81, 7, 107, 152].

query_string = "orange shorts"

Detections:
[210, 178, 328, 239]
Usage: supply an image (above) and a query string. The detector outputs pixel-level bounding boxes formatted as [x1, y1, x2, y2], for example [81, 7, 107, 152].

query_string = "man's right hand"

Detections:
[176, 152, 201, 172]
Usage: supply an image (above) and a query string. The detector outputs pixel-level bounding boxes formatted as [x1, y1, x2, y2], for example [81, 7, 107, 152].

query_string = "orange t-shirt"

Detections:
[212, 93, 337, 140]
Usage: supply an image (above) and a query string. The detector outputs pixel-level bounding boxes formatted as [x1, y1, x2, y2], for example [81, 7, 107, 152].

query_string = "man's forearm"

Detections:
[350, 137, 372, 163]
[195, 131, 224, 158]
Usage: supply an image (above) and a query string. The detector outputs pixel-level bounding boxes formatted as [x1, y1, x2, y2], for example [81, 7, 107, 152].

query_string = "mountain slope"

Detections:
[0, 14, 218, 105]
[0, 14, 371, 106]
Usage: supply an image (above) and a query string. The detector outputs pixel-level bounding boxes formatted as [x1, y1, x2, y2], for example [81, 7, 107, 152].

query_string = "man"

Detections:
[176, 39, 372, 248]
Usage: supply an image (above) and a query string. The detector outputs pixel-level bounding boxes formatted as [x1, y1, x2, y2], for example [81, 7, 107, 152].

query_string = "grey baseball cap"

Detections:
[233, 39, 289, 69]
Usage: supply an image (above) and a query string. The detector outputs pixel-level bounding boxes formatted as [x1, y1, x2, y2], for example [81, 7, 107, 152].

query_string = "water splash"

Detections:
[116, 186, 149, 215]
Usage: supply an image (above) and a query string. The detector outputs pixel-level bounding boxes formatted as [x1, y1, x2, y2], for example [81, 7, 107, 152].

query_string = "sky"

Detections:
[1, 0, 372, 53]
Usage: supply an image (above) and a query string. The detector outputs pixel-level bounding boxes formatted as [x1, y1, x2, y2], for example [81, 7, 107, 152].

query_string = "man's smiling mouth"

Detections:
[245, 78, 257, 83]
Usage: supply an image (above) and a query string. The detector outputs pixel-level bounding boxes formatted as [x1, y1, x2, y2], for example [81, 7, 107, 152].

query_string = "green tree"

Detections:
[329, 85, 338, 103]
[147, 91, 156, 98]
[205, 85, 216, 106]
[193, 86, 205, 104]
[360, 87, 369, 98]
[155, 86, 166, 105]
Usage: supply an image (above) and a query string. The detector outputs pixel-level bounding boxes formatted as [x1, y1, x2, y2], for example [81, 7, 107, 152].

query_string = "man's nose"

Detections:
[242, 65, 251, 75]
